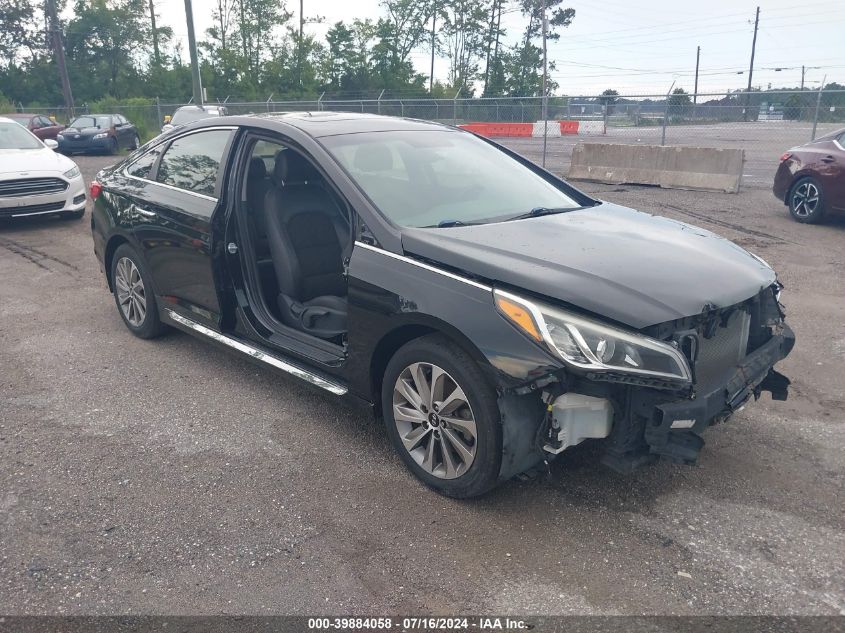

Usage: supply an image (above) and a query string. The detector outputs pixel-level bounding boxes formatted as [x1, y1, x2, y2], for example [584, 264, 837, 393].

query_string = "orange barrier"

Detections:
[460, 121, 581, 137]
[559, 120, 580, 134]
[460, 122, 534, 137]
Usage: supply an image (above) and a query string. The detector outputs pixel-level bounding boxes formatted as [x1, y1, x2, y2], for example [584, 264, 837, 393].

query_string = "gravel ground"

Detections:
[0, 151, 843, 616]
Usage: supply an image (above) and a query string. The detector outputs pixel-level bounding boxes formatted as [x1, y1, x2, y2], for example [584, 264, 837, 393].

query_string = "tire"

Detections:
[382, 334, 502, 498]
[108, 138, 119, 155]
[788, 176, 826, 224]
[110, 243, 166, 339]
[130, 134, 140, 150]
[62, 209, 85, 220]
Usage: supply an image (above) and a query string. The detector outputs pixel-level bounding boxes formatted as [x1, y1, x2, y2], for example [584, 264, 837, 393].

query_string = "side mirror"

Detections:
[44, 139, 58, 150]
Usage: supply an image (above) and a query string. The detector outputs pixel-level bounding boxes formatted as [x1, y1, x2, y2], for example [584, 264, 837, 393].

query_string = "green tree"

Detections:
[441, 0, 488, 95]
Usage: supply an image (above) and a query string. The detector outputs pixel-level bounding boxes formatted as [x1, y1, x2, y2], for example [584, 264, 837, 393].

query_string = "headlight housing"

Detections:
[63, 166, 81, 180]
[57, 134, 64, 140]
[93, 132, 108, 139]
[494, 289, 692, 383]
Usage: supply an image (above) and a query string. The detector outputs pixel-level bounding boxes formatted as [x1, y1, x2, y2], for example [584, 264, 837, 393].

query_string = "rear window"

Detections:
[156, 130, 232, 197]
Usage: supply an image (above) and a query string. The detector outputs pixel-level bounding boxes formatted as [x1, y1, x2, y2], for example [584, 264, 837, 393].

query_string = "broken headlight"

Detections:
[494, 289, 692, 383]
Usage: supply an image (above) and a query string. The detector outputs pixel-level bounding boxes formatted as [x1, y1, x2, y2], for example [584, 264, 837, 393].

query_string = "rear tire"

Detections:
[110, 243, 166, 339]
[788, 176, 826, 224]
[130, 134, 140, 150]
[382, 334, 502, 498]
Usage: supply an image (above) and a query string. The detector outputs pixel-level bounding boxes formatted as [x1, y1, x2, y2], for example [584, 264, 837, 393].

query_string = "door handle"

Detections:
[821, 155, 835, 163]
[132, 203, 156, 218]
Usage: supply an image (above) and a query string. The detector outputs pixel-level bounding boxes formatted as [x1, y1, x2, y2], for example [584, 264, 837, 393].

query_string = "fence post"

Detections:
[155, 96, 162, 126]
[453, 88, 461, 125]
[603, 104, 608, 135]
[661, 81, 675, 146]
[811, 78, 826, 141]
[317, 92, 325, 112]
[266, 93, 273, 112]
[400, 100, 404, 117]
[377, 89, 384, 115]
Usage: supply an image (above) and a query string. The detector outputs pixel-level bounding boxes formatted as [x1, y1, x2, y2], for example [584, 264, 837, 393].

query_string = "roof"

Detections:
[247, 111, 454, 138]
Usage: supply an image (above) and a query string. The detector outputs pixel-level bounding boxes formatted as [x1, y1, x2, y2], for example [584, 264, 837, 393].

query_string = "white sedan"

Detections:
[0, 116, 86, 220]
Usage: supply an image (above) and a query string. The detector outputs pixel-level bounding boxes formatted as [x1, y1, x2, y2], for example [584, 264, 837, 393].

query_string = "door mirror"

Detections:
[44, 139, 58, 150]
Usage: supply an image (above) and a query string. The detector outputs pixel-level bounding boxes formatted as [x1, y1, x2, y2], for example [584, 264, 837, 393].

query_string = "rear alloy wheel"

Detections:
[110, 244, 165, 339]
[130, 134, 140, 150]
[382, 335, 502, 498]
[789, 177, 826, 224]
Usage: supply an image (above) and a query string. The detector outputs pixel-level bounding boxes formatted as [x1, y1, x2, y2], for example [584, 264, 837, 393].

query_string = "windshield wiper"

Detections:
[504, 206, 573, 222]
[428, 219, 474, 228]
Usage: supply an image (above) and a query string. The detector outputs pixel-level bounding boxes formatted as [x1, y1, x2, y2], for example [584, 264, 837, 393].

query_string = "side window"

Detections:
[39, 116, 53, 127]
[115, 115, 125, 125]
[126, 146, 162, 180]
[157, 130, 232, 197]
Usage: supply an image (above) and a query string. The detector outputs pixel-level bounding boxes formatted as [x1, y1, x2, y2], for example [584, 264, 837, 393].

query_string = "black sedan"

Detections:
[58, 113, 140, 155]
[90, 113, 794, 498]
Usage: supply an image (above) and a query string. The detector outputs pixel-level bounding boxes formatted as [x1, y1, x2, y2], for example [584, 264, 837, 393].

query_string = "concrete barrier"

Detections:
[567, 143, 745, 193]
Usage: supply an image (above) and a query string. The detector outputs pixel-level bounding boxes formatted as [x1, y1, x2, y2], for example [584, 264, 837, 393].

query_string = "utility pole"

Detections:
[693, 46, 700, 104]
[184, 0, 204, 105]
[298, 0, 304, 92]
[541, 0, 548, 168]
[45, 0, 74, 120]
[149, 0, 161, 66]
[743, 6, 760, 121]
[429, 3, 436, 93]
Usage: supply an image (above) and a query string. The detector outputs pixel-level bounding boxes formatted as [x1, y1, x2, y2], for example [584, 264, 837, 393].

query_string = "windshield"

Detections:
[0, 122, 43, 149]
[69, 116, 112, 129]
[171, 108, 219, 125]
[322, 130, 581, 227]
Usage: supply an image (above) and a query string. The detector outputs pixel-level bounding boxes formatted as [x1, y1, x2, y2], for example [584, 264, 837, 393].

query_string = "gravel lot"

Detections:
[1, 148, 843, 616]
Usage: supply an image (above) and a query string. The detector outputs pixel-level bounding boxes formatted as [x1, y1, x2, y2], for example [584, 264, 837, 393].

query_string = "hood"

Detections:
[63, 126, 103, 136]
[400, 203, 777, 329]
[0, 147, 75, 176]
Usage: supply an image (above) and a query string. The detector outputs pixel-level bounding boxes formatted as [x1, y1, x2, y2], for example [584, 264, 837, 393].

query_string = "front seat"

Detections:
[262, 150, 348, 339]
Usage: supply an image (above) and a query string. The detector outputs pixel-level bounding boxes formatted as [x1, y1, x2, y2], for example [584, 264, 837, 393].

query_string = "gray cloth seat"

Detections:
[261, 150, 348, 339]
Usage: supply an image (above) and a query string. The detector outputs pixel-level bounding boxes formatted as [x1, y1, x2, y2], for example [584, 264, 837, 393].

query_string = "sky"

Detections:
[158, 0, 845, 96]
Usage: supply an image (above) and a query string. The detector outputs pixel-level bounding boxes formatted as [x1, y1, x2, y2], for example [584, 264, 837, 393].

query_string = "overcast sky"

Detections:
[159, 0, 844, 96]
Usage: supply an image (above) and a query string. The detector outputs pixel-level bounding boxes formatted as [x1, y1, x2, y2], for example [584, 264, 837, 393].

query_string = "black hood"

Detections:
[64, 126, 102, 136]
[400, 202, 776, 329]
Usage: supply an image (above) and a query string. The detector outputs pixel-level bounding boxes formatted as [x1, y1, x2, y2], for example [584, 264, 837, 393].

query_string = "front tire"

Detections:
[788, 176, 826, 224]
[110, 244, 165, 339]
[382, 334, 502, 498]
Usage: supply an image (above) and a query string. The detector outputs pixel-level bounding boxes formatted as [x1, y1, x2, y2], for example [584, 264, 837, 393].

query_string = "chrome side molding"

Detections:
[166, 309, 347, 395]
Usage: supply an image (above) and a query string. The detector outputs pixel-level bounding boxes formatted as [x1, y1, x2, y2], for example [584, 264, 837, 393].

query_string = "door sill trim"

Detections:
[165, 309, 347, 395]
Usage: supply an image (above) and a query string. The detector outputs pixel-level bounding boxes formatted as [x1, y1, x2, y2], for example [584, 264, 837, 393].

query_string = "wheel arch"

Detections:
[103, 234, 131, 292]
[785, 170, 820, 203]
[368, 318, 496, 418]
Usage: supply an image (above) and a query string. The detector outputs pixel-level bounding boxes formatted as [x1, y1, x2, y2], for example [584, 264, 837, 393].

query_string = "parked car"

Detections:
[57, 114, 140, 155]
[0, 117, 86, 220]
[1, 112, 66, 140]
[161, 105, 228, 134]
[774, 128, 845, 223]
[90, 113, 794, 498]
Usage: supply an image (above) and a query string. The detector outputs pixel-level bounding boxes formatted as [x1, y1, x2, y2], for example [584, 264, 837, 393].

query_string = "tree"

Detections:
[504, 0, 574, 97]
[667, 87, 691, 117]
[441, 0, 488, 94]
[599, 88, 619, 114]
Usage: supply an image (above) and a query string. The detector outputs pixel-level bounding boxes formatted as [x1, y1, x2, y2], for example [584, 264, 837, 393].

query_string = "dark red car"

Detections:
[774, 128, 845, 223]
[0, 113, 66, 140]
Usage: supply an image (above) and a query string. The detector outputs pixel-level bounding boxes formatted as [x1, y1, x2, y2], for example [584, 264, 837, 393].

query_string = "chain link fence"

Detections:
[11, 89, 844, 190]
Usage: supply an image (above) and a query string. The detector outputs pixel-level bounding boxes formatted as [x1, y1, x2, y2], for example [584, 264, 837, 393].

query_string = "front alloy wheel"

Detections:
[393, 362, 478, 479]
[382, 334, 502, 498]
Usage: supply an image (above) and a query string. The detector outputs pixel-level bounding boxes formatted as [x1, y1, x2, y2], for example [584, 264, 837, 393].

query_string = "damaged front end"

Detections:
[495, 283, 794, 480]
